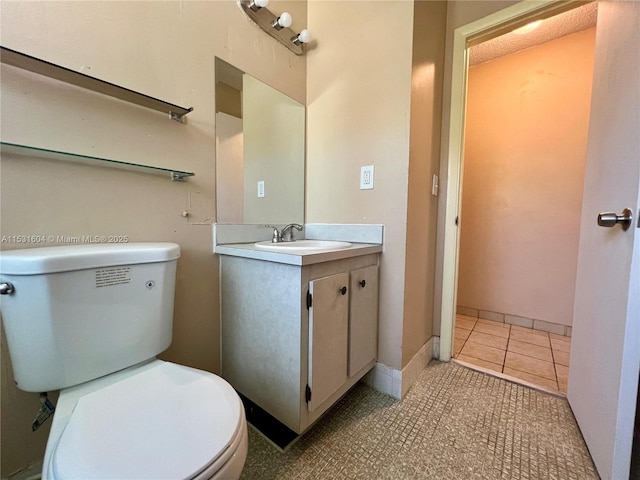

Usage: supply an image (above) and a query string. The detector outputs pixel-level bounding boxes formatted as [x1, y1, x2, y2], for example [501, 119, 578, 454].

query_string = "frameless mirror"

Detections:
[215, 58, 305, 224]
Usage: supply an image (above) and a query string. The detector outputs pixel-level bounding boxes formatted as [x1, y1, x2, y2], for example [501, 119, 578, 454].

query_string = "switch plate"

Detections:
[257, 181, 265, 198]
[360, 165, 374, 190]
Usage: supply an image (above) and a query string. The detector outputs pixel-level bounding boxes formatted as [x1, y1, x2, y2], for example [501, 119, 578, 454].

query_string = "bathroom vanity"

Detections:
[215, 226, 382, 434]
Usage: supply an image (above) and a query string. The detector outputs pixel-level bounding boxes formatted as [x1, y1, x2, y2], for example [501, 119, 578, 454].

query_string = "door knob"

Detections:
[597, 208, 633, 231]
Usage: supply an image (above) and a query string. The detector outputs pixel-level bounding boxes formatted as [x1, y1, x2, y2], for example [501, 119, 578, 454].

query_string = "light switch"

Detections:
[257, 181, 265, 198]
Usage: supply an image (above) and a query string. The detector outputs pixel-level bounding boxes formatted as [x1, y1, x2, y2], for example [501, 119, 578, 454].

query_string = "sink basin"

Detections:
[254, 239, 352, 253]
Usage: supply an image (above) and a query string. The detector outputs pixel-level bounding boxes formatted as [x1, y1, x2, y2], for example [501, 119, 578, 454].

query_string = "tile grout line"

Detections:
[456, 314, 571, 393]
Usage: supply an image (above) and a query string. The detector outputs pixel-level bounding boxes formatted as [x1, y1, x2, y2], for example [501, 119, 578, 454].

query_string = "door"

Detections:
[348, 265, 379, 377]
[307, 273, 349, 412]
[568, 2, 640, 479]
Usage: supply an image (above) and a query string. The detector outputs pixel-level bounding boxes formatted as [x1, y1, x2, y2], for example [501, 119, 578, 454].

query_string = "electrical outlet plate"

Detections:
[360, 165, 374, 190]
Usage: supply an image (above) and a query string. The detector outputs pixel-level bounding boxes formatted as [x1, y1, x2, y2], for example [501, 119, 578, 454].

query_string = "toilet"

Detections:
[0, 243, 247, 480]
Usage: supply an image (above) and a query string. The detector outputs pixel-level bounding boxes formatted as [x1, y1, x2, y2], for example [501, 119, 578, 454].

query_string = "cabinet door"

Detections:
[308, 272, 349, 413]
[348, 265, 379, 377]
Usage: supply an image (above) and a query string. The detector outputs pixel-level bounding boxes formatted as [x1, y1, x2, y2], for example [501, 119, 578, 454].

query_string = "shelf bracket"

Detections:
[171, 172, 190, 181]
[170, 109, 194, 124]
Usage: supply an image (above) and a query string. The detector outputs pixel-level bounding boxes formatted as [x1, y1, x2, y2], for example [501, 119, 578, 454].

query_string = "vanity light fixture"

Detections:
[272, 12, 292, 31]
[248, 0, 269, 12]
[239, 0, 311, 55]
[291, 29, 311, 47]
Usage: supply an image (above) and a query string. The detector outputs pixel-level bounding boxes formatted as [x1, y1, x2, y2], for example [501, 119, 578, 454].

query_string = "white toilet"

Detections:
[0, 243, 248, 480]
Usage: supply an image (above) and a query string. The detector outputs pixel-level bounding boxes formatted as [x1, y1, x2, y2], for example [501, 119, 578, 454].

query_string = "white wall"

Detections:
[0, 0, 305, 475]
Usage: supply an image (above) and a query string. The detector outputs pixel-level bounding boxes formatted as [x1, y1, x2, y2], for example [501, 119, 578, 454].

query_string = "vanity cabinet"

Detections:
[220, 253, 379, 434]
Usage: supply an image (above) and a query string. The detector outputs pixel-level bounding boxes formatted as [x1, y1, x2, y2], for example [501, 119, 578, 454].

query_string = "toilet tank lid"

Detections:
[0, 243, 180, 275]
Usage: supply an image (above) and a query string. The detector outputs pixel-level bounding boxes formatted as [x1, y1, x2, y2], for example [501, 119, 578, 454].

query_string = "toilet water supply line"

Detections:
[32, 392, 55, 431]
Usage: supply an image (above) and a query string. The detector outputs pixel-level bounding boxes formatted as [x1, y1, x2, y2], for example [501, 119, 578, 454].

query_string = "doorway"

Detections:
[450, 5, 597, 394]
[436, 1, 597, 371]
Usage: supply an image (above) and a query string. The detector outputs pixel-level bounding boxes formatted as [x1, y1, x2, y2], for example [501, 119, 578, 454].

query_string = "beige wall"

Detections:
[306, 1, 447, 370]
[402, 1, 447, 366]
[457, 28, 595, 326]
[306, 1, 415, 370]
[0, 0, 305, 476]
[216, 112, 244, 224]
[216, 82, 242, 119]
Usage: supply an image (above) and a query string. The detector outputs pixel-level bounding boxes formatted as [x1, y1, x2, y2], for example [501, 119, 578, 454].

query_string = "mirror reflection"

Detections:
[215, 58, 305, 224]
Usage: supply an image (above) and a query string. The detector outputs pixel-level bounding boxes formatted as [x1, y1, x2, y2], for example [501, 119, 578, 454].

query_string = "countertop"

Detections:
[214, 242, 382, 266]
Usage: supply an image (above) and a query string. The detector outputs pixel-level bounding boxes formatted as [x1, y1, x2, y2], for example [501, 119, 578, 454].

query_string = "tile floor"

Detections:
[241, 361, 597, 479]
[453, 314, 571, 394]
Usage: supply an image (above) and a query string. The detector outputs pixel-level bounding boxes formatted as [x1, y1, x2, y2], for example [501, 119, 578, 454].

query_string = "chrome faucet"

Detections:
[280, 223, 303, 242]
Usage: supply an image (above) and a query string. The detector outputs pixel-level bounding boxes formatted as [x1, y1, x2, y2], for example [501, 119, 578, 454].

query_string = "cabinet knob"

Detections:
[359, 279, 366, 288]
[340, 286, 347, 295]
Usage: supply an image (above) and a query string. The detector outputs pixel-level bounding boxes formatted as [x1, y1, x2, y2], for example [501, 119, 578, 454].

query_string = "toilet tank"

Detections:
[0, 243, 180, 392]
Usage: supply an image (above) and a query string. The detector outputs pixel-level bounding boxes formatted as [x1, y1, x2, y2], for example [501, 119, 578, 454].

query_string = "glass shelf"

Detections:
[1, 46, 193, 122]
[1, 142, 195, 181]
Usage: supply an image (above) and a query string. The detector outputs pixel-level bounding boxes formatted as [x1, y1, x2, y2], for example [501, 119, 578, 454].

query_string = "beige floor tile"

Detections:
[556, 364, 569, 393]
[455, 316, 476, 331]
[453, 340, 464, 356]
[474, 321, 510, 339]
[507, 338, 553, 362]
[511, 324, 548, 337]
[460, 342, 506, 365]
[503, 367, 559, 392]
[467, 331, 508, 350]
[456, 354, 503, 374]
[455, 327, 471, 342]
[550, 336, 571, 353]
[553, 349, 570, 367]
[505, 351, 556, 381]
[510, 329, 550, 348]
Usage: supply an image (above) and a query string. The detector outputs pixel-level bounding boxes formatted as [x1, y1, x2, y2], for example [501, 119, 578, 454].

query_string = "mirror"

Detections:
[215, 58, 305, 224]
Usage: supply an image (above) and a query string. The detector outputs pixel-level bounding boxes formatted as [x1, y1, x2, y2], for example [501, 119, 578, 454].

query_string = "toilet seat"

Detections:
[49, 361, 244, 480]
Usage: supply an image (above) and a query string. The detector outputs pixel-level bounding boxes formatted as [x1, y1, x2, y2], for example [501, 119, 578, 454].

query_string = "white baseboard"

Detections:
[362, 361, 402, 399]
[362, 337, 435, 400]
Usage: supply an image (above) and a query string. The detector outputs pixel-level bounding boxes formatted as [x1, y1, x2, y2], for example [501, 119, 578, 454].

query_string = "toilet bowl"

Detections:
[43, 360, 248, 480]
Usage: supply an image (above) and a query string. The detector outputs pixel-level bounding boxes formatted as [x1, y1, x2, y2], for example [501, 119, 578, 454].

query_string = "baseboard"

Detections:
[401, 337, 434, 397]
[362, 337, 435, 400]
[6, 462, 42, 480]
[456, 305, 572, 337]
[361, 362, 402, 399]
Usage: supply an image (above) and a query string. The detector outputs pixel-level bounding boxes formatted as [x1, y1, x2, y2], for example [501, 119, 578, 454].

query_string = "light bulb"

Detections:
[273, 12, 292, 30]
[249, 0, 269, 11]
[292, 29, 311, 46]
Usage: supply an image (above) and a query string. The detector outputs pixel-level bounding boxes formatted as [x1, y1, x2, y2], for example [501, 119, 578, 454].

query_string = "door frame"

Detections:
[437, 0, 588, 361]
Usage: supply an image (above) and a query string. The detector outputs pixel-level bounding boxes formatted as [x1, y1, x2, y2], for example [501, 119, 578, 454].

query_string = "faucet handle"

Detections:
[272, 227, 281, 243]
